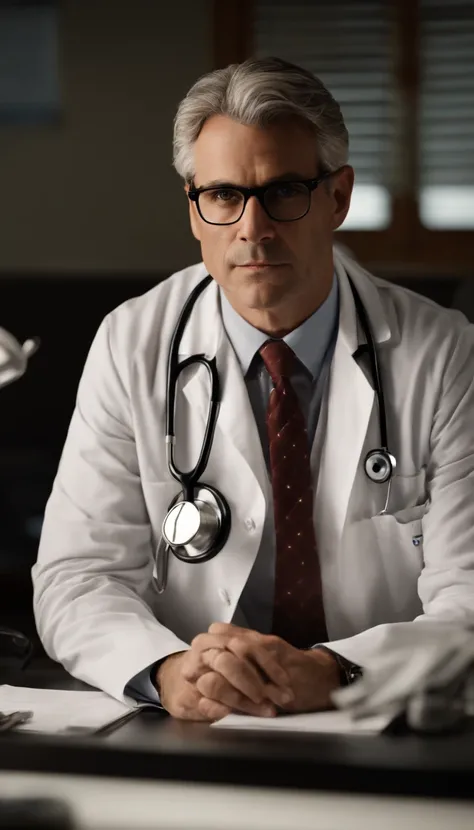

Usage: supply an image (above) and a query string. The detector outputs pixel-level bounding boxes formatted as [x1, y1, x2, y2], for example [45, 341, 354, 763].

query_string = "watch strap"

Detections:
[314, 645, 363, 687]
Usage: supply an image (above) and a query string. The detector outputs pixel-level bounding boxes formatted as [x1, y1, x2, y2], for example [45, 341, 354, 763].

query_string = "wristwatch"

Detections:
[315, 645, 363, 687]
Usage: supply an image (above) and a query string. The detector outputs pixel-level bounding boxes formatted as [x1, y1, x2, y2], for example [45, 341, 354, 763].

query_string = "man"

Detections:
[33, 57, 474, 722]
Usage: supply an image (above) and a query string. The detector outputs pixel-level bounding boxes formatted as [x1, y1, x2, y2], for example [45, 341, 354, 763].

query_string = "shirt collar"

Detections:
[219, 273, 339, 379]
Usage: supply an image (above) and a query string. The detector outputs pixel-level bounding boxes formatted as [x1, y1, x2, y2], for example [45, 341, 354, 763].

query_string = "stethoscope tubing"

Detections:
[158, 272, 396, 583]
[165, 274, 221, 500]
[348, 279, 389, 453]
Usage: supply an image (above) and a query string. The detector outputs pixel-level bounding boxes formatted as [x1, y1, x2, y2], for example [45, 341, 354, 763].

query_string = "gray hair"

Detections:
[173, 56, 349, 183]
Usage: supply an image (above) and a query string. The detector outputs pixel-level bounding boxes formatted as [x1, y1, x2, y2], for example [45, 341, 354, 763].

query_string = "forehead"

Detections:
[192, 114, 319, 185]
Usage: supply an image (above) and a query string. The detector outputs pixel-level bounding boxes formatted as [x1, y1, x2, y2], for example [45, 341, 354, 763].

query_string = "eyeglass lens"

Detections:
[198, 182, 311, 224]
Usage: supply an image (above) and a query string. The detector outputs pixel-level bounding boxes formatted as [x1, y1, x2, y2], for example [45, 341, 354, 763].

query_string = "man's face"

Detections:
[188, 114, 353, 320]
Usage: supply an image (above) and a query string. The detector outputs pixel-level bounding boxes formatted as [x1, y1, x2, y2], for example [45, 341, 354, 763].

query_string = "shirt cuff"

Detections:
[125, 661, 163, 706]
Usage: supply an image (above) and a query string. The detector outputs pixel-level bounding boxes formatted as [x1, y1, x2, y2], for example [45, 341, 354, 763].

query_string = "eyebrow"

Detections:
[195, 172, 313, 189]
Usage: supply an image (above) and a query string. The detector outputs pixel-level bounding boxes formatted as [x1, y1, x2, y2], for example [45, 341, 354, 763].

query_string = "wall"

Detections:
[0, 0, 212, 273]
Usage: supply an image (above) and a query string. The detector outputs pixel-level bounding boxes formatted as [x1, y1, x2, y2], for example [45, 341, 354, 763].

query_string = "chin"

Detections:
[216, 265, 292, 309]
[240, 280, 291, 311]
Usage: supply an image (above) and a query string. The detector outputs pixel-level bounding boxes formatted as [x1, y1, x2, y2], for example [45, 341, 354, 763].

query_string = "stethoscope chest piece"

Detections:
[364, 449, 396, 483]
[155, 485, 230, 594]
[162, 487, 222, 559]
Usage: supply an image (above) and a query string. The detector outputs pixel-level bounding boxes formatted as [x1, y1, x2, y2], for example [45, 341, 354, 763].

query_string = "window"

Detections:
[213, 0, 474, 273]
[419, 0, 474, 228]
[0, 2, 60, 125]
[254, 0, 395, 230]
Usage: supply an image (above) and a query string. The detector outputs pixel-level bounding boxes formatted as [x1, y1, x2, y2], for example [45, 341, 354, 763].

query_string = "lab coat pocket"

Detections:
[369, 511, 425, 614]
[371, 511, 424, 561]
[388, 501, 427, 525]
[388, 468, 428, 515]
[334, 510, 425, 634]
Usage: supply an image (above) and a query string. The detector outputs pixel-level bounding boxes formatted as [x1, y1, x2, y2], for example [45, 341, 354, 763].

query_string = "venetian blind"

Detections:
[253, 0, 397, 228]
[419, 0, 474, 228]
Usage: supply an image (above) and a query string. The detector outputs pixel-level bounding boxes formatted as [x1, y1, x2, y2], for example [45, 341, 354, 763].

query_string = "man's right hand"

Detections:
[155, 632, 294, 721]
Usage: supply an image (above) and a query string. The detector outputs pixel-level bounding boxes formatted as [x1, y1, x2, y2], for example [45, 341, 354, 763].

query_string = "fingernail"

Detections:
[263, 706, 275, 717]
[280, 690, 294, 704]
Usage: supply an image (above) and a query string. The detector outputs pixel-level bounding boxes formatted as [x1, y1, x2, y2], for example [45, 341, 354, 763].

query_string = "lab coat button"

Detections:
[244, 517, 256, 532]
[218, 588, 231, 606]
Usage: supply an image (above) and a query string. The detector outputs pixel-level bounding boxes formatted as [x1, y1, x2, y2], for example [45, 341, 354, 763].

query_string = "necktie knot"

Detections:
[259, 339, 297, 386]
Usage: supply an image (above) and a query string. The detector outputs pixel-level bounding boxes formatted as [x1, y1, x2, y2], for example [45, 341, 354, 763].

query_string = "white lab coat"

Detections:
[32, 249, 474, 703]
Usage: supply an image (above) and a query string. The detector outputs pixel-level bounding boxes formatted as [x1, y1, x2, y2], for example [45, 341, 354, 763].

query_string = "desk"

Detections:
[1, 659, 474, 800]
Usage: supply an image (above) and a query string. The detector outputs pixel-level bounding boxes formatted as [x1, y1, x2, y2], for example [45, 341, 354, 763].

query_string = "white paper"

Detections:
[0, 685, 138, 734]
[211, 710, 392, 734]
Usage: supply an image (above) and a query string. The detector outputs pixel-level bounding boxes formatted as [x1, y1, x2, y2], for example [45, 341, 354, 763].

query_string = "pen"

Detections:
[0, 710, 34, 732]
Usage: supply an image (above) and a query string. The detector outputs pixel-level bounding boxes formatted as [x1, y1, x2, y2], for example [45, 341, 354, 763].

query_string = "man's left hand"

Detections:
[192, 623, 341, 714]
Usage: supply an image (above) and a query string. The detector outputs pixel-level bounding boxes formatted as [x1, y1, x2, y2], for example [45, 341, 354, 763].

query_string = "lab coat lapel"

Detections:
[315, 251, 392, 555]
[178, 277, 268, 499]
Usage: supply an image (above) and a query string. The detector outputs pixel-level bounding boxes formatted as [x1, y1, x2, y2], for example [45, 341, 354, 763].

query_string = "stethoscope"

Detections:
[154, 274, 396, 593]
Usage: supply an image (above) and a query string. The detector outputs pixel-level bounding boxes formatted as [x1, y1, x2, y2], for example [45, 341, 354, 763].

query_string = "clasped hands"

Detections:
[156, 622, 340, 721]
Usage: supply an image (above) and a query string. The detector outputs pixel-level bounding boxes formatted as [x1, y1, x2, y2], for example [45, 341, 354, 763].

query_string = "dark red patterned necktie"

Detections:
[260, 339, 328, 648]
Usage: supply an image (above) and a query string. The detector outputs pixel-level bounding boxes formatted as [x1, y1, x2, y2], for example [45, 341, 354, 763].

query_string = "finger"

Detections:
[206, 626, 291, 687]
[261, 681, 295, 708]
[227, 636, 290, 687]
[190, 632, 237, 654]
[181, 689, 232, 722]
[188, 631, 275, 685]
[208, 622, 248, 636]
[162, 680, 209, 721]
[196, 671, 276, 717]
[197, 696, 233, 722]
[183, 635, 233, 684]
[201, 648, 293, 708]
[186, 643, 292, 707]
[174, 681, 232, 722]
[201, 647, 268, 704]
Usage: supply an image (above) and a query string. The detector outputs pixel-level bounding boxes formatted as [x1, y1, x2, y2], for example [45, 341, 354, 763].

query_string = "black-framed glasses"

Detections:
[188, 172, 332, 225]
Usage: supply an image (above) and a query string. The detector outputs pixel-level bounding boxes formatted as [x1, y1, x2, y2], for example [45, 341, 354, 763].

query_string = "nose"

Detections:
[237, 195, 277, 244]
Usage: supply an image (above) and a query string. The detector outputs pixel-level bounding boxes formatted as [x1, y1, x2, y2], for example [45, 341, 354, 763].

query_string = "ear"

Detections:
[185, 184, 201, 241]
[329, 165, 354, 231]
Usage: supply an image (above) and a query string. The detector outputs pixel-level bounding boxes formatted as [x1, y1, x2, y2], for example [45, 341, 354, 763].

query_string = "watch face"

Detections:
[348, 665, 363, 683]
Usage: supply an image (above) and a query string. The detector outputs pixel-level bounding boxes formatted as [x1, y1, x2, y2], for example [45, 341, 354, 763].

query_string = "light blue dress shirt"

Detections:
[126, 274, 339, 703]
